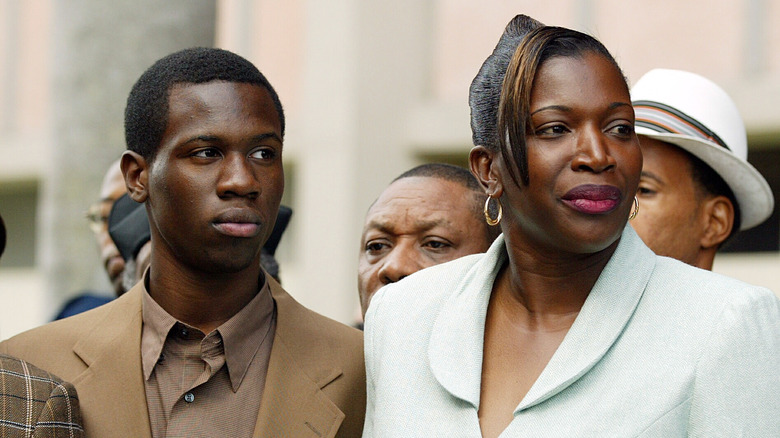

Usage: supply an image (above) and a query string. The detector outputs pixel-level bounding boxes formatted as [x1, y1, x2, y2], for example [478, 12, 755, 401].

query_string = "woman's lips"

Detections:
[562, 184, 622, 214]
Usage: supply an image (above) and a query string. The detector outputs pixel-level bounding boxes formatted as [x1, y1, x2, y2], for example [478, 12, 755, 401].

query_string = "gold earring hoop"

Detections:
[628, 196, 639, 221]
[484, 196, 503, 226]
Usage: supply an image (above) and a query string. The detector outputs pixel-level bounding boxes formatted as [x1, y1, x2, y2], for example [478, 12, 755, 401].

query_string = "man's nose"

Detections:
[377, 246, 424, 286]
[217, 154, 260, 198]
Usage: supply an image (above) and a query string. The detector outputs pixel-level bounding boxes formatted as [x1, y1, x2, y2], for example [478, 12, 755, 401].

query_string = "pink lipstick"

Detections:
[562, 184, 621, 214]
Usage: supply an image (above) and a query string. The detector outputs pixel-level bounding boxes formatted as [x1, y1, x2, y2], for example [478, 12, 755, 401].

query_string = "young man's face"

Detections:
[145, 81, 284, 275]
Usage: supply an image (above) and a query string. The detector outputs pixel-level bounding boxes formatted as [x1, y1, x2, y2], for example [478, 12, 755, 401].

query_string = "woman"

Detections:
[362, 15, 780, 437]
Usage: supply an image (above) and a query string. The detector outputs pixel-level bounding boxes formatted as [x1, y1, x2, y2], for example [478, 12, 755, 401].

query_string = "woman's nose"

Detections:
[571, 126, 616, 173]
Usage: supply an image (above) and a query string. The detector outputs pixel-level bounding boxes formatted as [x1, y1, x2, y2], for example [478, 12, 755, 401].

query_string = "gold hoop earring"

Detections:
[628, 196, 639, 221]
[484, 196, 503, 226]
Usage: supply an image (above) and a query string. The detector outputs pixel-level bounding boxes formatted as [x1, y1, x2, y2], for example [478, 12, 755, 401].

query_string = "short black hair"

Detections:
[394, 163, 501, 243]
[125, 47, 284, 160]
[686, 152, 742, 245]
[393, 163, 481, 192]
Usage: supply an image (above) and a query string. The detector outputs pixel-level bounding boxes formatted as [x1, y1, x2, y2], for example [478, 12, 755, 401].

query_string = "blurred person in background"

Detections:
[55, 159, 128, 319]
[629, 68, 774, 270]
[88, 158, 129, 295]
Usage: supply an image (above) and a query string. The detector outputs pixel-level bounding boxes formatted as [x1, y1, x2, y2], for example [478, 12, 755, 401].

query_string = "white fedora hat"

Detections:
[630, 68, 774, 230]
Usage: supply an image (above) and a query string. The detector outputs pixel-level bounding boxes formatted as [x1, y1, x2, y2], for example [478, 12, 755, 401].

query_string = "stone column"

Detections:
[43, 0, 216, 307]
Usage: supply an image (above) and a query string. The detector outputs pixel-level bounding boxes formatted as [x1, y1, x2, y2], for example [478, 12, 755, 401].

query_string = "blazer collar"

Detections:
[71, 284, 153, 437]
[253, 277, 345, 438]
[429, 226, 655, 411]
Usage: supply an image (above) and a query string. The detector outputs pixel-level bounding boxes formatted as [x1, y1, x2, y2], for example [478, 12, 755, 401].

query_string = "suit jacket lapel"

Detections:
[253, 280, 345, 438]
[429, 227, 656, 413]
[71, 285, 152, 438]
[517, 226, 655, 411]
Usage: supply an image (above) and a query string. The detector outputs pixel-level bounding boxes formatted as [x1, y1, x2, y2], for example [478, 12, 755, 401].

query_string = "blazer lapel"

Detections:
[71, 285, 152, 438]
[517, 226, 655, 411]
[429, 236, 507, 408]
[253, 280, 345, 438]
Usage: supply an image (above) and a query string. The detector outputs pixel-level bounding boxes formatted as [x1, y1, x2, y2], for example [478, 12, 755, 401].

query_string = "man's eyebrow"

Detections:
[609, 101, 632, 111]
[182, 132, 283, 144]
[640, 170, 664, 184]
[364, 217, 446, 235]
[251, 132, 283, 143]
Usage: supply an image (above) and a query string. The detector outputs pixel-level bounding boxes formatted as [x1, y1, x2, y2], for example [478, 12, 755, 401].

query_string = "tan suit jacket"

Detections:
[0, 277, 366, 438]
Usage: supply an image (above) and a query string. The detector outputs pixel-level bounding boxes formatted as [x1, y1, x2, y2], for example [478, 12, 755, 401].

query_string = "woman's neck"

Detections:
[497, 235, 619, 318]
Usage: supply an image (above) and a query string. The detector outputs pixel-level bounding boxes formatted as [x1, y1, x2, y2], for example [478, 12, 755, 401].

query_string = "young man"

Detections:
[629, 69, 774, 270]
[1, 48, 365, 438]
[358, 163, 499, 316]
[0, 214, 85, 437]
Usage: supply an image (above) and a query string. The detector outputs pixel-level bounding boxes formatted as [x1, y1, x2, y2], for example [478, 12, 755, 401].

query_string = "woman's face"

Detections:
[499, 52, 641, 255]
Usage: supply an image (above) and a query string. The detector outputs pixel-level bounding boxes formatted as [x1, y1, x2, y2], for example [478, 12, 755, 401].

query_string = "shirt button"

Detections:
[184, 393, 195, 403]
[180, 327, 189, 338]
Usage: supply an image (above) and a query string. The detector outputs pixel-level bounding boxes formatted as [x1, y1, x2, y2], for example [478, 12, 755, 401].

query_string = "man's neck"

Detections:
[146, 256, 264, 334]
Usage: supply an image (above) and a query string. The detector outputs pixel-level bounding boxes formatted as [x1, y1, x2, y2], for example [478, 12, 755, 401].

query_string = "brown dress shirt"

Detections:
[141, 277, 276, 438]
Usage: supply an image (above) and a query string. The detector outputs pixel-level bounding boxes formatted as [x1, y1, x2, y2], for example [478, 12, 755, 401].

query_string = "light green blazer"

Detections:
[364, 226, 780, 437]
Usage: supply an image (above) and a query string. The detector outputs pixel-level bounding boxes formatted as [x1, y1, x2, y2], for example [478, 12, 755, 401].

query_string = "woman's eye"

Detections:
[536, 125, 568, 136]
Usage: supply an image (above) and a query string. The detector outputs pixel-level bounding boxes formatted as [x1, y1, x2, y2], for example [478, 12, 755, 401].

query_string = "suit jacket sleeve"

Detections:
[35, 380, 85, 438]
[688, 287, 780, 436]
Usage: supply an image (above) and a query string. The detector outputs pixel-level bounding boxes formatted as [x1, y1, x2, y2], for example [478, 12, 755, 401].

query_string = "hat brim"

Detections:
[636, 127, 774, 230]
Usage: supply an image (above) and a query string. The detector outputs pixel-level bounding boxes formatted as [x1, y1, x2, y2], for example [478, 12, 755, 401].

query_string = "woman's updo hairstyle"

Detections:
[470, 16, 628, 186]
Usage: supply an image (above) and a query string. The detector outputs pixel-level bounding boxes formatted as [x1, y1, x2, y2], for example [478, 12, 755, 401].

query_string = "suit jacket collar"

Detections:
[71, 275, 347, 438]
[253, 276, 346, 438]
[429, 226, 655, 412]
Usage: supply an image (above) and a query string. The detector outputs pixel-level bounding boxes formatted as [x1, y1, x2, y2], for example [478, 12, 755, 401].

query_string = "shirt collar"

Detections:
[141, 272, 276, 391]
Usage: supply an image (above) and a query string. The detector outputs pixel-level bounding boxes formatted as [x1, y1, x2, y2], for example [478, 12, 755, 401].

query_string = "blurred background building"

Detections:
[1, 0, 778, 338]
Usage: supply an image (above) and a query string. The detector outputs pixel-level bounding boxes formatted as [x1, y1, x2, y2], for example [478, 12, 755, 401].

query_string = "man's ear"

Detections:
[700, 195, 735, 249]
[469, 146, 503, 198]
[121, 151, 149, 203]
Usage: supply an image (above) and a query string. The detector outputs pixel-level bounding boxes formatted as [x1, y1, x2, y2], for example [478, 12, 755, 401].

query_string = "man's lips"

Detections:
[562, 184, 622, 214]
[213, 209, 262, 238]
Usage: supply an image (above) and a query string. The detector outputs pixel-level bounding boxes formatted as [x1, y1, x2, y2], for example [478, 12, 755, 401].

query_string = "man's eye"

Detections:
[423, 240, 451, 250]
[637, 186, 655, 196]
[609, 123, 634, 136]
[365, 241, 389, 254]
[251, 148, 276, 160]
[192, 148, 221, 158]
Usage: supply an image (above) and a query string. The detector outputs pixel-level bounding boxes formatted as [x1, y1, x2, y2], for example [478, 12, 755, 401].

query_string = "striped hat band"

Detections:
[634, 100, 730, 151]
